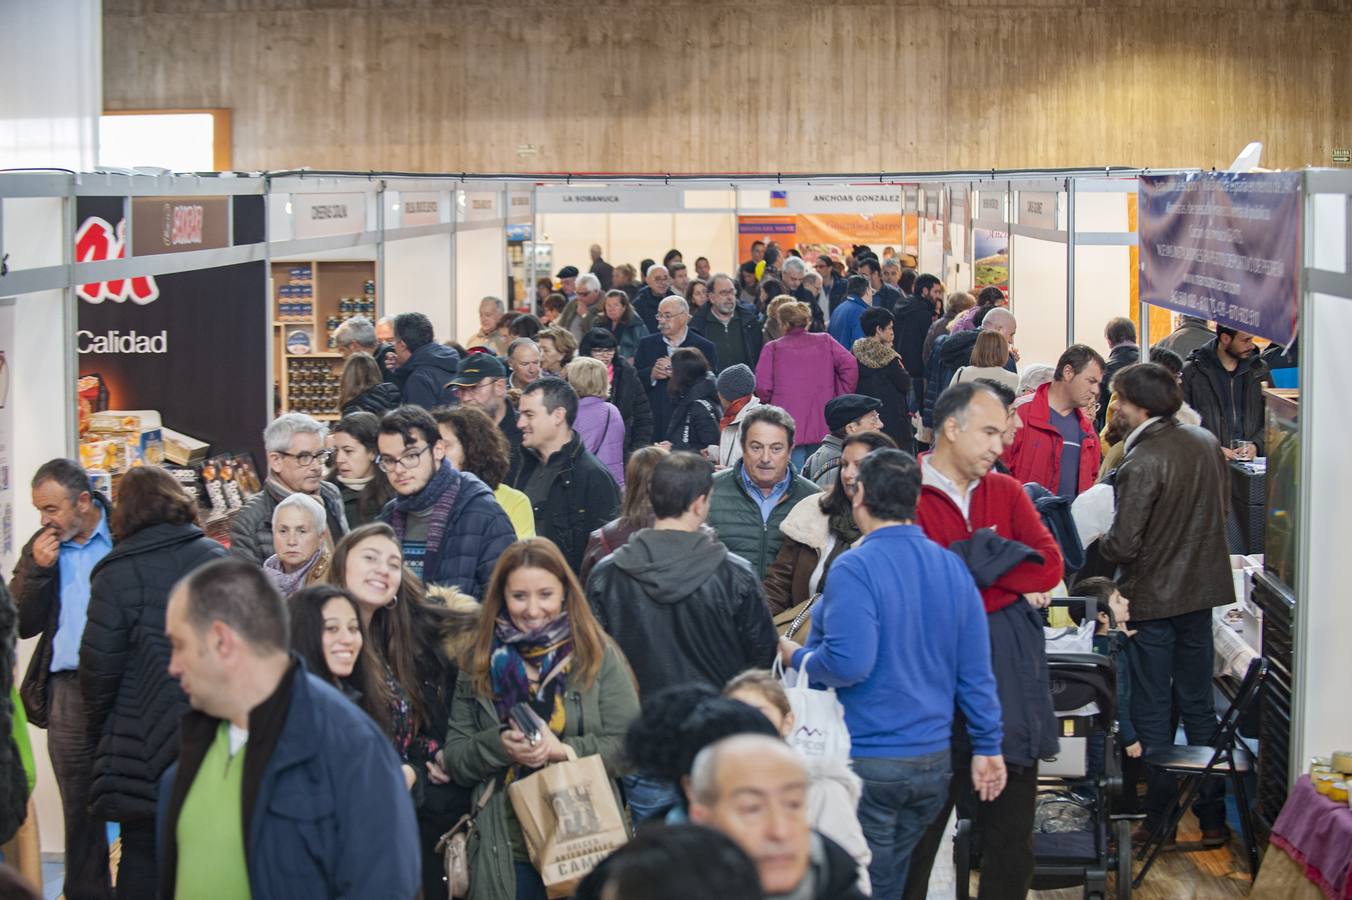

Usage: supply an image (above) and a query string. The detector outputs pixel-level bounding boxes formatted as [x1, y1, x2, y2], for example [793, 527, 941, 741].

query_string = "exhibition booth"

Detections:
[1, 167, 1349, 880]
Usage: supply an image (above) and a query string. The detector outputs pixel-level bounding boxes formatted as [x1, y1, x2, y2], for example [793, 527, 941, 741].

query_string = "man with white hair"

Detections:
[634, 296, 719, 436]
[229, 413, 348, 565]
[559, 272, 603, 341]
[688, 735, 867, 900]
[335, 315, 397, 380]
[464, 296, 508, 356]
[633, 263, 675, 333]
[781, 256, 824, 330]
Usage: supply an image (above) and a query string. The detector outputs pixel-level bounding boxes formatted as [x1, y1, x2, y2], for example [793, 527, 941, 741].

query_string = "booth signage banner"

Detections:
[0, 300, 13, 572]
[534, 187, 684, 213]
[739, 187, 902, 214]
[738, 215, 902, 263]
[457, 190, 500, 223]
[291, 193, 367, 239]
[508, 189, 533, 223]
[977, 191, 1005, 225]
[400, 191, 443, 227]
[1019, 192, 1059, 230]
[904, 186, 919, 214]
[925, 193, 939, 220]
[75, 197, 270, 465]
[1138, 172, 1301, 344]
[130, 196, 230, 256]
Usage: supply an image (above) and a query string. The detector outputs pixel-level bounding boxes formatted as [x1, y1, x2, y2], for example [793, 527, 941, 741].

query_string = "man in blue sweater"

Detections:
[779, 448, 1005, 898]
[828, 274, 873, 349]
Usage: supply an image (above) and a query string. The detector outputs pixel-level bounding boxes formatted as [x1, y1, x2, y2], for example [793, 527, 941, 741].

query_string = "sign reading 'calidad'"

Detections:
[1138, 172, 1301, 345]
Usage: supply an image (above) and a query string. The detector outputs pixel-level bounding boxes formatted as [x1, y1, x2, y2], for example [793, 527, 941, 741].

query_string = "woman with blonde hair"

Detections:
[762, 293, 796, 342]
[445, 538, 640, 900]
[537, 326, 578, 376]
[755, 300, 858, 468]
[565, 356, 626, 486]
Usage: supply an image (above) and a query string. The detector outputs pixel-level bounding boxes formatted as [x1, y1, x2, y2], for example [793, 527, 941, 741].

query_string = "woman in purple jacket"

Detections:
[755, 300, 859, 467]
[565, 356, 627, 487]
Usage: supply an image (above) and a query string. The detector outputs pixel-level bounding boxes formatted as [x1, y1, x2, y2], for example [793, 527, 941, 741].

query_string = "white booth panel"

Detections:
[385, 233, 453, 341]
[1312, 194, 1347, 274]
[1074, 191, 1131, 232]
[1299, 291, 1352, 767]
[3, 197, 65, 270]
[675, 213, 736, 276]
[1010, 234, 1068, 369]
[919, 219, 944, 278]
[607, 214, 677, 278]
[947, 221, 970, 293]
[455, 228, 506, 343]
[1073, 245, 1133, 348]
[274, 244, 377, 263]
[536, 213, 604, 282]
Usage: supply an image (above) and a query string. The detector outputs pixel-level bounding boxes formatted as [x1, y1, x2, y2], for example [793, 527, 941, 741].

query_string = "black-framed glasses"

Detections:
[277, 449, 332, 467]
[375, 445, 433, 473]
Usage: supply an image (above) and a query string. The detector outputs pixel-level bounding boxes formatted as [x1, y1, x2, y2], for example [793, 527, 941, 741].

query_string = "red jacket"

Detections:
[1004, 383, 1101, 496]
[916, 468, 1064, 614]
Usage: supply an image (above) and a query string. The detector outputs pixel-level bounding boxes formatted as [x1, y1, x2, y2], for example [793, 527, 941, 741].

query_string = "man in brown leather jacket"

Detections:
[1098, 363, 1233, 847]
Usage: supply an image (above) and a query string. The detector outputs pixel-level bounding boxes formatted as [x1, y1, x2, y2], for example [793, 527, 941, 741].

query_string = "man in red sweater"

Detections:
[904, 380, 1064, 900]
[1004, 344, 1106, 498]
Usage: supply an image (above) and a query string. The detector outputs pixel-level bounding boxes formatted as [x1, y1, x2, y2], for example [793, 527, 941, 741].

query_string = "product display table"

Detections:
[1252, 775, 1352, 899]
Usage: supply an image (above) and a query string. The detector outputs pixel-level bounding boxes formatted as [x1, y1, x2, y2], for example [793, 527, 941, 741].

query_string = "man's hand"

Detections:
[1125, 741, 1142, 759]
[778, 636, 802, 668]
[1221, 446, 1239, 460]
[653, 357, 673, 380]
[1024, 591, 1052, 609]
[31, 528, 60, 569]
[1009, 344, 1021, 363]
[401, 764, 417, 792]
[971, 754, 1007, 802]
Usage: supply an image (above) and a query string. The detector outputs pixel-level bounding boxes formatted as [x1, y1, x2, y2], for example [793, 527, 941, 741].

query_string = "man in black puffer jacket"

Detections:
[0, 580, 27, 849]
[390, 311, 459, 410]
[377, 405, 516, 596]
[586, 451, 777, 697]
[78, 467, 227, 897]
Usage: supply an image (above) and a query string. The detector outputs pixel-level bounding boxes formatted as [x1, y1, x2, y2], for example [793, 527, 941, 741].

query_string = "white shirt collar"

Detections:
[922, 456, 977, 520]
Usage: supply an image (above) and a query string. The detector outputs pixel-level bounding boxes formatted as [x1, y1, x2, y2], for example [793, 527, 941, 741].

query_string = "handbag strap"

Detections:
[806, 535, 837, 597]
[784, 593, 820, 640]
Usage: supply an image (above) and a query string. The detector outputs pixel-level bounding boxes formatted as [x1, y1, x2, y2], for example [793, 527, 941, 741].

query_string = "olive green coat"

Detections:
[443, 642, 639, 900]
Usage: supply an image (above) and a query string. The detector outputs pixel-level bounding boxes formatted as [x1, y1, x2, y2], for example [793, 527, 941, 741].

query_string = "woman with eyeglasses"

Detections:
[598, 289, 649, 364]
[327, 522, 482, 899]
[580, 327, 653, 457]
[228, 412, 349, 566]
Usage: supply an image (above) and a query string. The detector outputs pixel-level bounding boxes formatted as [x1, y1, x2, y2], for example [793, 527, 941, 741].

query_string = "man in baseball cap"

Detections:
[555, 266, 580, 301]
[803, 394, 885, 488]
[447, 352, 523, 481]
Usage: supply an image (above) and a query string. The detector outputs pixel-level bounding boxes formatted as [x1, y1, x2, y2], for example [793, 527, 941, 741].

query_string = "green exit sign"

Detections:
[1334, 148, 1352, 164]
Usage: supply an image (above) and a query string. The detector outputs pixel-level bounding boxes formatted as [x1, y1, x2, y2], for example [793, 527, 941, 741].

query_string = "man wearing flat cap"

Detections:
[803, 394, 885, 488]
[556, 265, 579, 302]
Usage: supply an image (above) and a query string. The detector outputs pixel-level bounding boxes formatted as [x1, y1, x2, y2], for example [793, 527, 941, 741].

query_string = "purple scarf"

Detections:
[388, 458, 460, 574]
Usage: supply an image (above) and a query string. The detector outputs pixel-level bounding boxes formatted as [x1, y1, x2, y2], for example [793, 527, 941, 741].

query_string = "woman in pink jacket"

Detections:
[755, 300, 858, 468]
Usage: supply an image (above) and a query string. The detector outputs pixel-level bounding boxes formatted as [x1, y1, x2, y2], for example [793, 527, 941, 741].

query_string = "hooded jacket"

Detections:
[853, 337, 914, 453]
[79, 522, 227, 821]
[393, 341, 460, 410]
[585, 528, 777, 696]
[1182, 339, 1268, 454]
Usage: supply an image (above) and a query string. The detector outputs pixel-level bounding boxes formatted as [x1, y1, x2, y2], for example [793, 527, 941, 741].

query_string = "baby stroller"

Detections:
[955, 597, 1141, 899]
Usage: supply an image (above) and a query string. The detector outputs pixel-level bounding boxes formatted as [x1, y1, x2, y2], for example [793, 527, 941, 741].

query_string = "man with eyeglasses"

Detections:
[559, 272, 604, 342]
[448, 353, 524, 483]
[632, 264, 676, 333]
[230, 413, 349, 566]
[689, 273, 763, 374]
[635, 297, 719, 438]
[376, 405, 515, 593]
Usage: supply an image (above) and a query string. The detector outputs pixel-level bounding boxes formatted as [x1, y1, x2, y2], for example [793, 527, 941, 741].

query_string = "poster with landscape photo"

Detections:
[973, 227, 1009, 293]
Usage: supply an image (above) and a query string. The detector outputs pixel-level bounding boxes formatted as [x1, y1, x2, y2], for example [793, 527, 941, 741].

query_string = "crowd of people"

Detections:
[0, 237, 1289, 900]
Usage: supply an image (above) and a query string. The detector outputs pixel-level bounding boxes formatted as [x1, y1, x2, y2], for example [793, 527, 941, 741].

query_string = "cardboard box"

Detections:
[162, 427, 210, 465]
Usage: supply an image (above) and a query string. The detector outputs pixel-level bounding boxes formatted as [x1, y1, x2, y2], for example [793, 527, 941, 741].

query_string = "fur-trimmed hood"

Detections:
[779, 492, 831, 553]
[425, 584, 482, 667]
[852, 336, 900, 369]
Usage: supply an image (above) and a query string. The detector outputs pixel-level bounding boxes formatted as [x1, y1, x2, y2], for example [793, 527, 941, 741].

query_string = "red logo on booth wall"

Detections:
[75, 217, 160, 304]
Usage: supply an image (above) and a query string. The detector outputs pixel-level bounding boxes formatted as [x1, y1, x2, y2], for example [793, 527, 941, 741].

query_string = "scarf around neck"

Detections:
[263, 548, 327, 597]
[719, 395, 752, 430]
[336, 473, 375, 491]
[389, 459, 461, 573]
[490, 612, 573, 778]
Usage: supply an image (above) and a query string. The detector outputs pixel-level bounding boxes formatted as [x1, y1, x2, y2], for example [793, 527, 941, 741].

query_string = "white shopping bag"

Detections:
[773, 655, 852, 763]
[1044, 618, 1095, 655]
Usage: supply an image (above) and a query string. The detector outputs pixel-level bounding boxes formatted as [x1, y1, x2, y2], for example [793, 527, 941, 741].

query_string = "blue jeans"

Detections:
[854, 749, 952, 899]
[514, 862, 547, 900]
[623, 774, 684, 826]
[1129, 608, 1227, 830]
[791, 443, 818, 470]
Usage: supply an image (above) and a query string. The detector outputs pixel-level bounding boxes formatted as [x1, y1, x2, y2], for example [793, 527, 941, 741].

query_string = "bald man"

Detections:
[688, 735, 866, 900]
[589, 243, 614, 291]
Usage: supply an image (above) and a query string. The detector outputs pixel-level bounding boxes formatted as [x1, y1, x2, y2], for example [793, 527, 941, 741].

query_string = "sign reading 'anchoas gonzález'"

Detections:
[1138, 172, 1301, 345]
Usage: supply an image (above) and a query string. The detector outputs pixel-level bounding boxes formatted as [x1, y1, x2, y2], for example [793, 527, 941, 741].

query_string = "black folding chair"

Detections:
[1133, 656, 1267, 888]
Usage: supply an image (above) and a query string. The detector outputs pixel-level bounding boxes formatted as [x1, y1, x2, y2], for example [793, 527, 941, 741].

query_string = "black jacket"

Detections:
[590, 257, 614, 291]
[608, 356, 654, 455]
[0, 580, 27, 846]
[1182, 339, 1268, 453]
[871, 284, 903, 315]
[790, 285, 827, 332]
[852, 338, 914, 453]
[635, 331, 719, 437]
[892, 295, 935, 377]
[511, 432, 620, 573]
[665, 375, 722, 451]
[1098, 343, 1140, 430]
[689, 302, 766, 370]
[393, 341, 460, 410]
[10, 492, 112, 728]
[341, 382, 402, 418]
[922, 330, 979, 427]
[822, 276, 850, 314]
[79, 522, 227, 820]
[632, 285, 675, 334]
[229, 479, 348, 566]
[585, 528, 777, 696]
[498, 402, 525, 485]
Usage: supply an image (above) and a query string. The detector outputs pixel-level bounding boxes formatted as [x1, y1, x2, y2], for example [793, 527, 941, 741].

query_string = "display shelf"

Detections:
[274, 319, 316, 326]
[272, 259, 377, 417]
